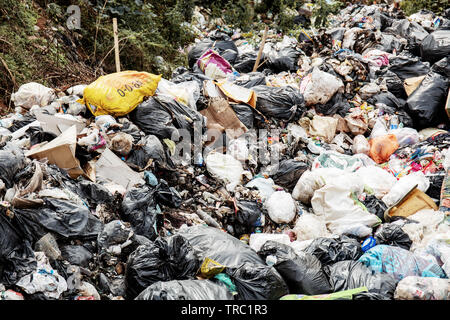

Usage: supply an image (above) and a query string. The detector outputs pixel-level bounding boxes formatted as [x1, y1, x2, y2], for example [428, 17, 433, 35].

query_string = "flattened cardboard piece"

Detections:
[35, 112, 85, 135]
[25, 125, 87, 179]
[95, 148, 144, 190]
[404, 75, 426, 96]
[200, 97, 248, 140]
[215, 80, 257, 108]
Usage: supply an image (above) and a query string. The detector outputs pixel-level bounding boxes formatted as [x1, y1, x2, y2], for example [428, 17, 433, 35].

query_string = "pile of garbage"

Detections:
[0, 4, 449, 300]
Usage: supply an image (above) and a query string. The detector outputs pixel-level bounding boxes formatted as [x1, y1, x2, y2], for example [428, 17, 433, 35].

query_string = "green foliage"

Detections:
[222, 0, 253, 32]
[311, 0, 343, 28]
[400, 0, 448, 16]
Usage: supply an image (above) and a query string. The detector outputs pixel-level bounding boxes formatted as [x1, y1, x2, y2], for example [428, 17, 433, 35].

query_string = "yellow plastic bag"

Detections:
[78, 71, 161, 117]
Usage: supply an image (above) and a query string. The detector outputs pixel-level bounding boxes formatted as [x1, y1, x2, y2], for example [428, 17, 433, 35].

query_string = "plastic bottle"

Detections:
[390, 115, 399, 130]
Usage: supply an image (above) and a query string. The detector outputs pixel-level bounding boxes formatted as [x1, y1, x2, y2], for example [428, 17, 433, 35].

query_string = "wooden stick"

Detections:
[253, 25, 268, 72]
[113, 18, 120, 73]
[0, 55, 17, 89]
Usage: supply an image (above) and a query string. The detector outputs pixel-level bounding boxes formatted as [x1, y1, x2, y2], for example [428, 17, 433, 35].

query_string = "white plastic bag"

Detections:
[356, 166, 397, 198]
[206, 151, 244, 191]
[292, 168, 343, 204]
[352, 134, 370, 155]
[293, 213, 331, 241]
[227, 138, 249, 161]
[394, 276, 450, 300]
[382, 171, 430, 207]
[300, 67, 344, 106]
[249, 233, 291, 252]
[265, 191, 296, 224]
[16, 252, 67, 299]
[11, 82, 56, 109]
[156, 78, 200, 110]
[311, 172, 381, 236]
[245, 177, 275, 201]
[389, 128, 421, 147]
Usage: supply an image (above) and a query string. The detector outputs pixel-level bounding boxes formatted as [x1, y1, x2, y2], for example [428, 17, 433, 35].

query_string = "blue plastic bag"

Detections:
[358, 245, 447, 281]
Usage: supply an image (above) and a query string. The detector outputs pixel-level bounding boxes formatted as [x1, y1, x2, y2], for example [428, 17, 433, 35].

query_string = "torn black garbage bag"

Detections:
[231, 104, 255, 129]
[129, 95, 204, 140]
[135, 279, 234, 300]
[431, 57, 450, 78]
[388, 55, 430, 80]
[225, 262, 289, 300]
[0, 208, 37, 285]
[405, 71, 449, 129]
[126, 135, 168, 171]
[374, 223, 412, 250]
[177, 225, 265, 267]
[60, 245, 93, 267]
[252, 85, 305, 120]
[121, 186, 162, 241]
[271, 159, 309, 190]
[13, 198, 103, 239]
[420, 29, 450, 64]
[362, 195, 388, 222]
[125, 235, 200, 299]
[234, 200, 264, 236]
[258, 241, 332, 295]
[154, 179, 182, 208]
[0, 146, 26, 189]
[324, 260, 398, 299]
[304, 235, 363, 266]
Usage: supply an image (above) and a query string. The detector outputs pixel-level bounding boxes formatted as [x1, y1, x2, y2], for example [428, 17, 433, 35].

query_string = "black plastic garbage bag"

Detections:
[233, 53, 258, 73]
[431, 57, 450, 78]
[420, 29, 450, 64]
[187, 34, 238, 68]
[0, 208, 37, 285]
[8, 116, 36, 132]
[384, 19, 428, 55]
[315, 92, 352, 117]
[375, 33, 404, 53]
[234, 200, 264, 236]
[426, 173, 445, 200]
[0, 146, 26, 189]
[372, 91, 405, 110]
[60, 245, 93, 267]
[378, 104, 414, 128]
[405, 71, 449, 129]
[121, 186, 162, 241]
[382, 70, 407, 100]
[362, 195, 388, 221]
[252, 85, 305, 120]
[324, 260, 398, 299]
[25, 126, 57, 146]
[155, 179, 182, 208]
[125, 235, 200, 299]
[135, 279, 234, 300]
[233, 72, 267, 88]
[97, 220, 134, 250]
[374, 223, 412, 250]
[226, 262, 289, 300]
[14, 198, 103, 239]
[304, 236, 363, 266]
[258, 241, 332, 295]
[77, 180, 115, 206]
[177, 225, 265, 267]
[271, 159, 309, 190]
[231, 104, 255, 129]
[126, 135, 167, 171]
[388, 55, 430, 80]
[264, 47, 301, 73]
[129, 96, 204, 140]
[171, 67, 211, 87]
